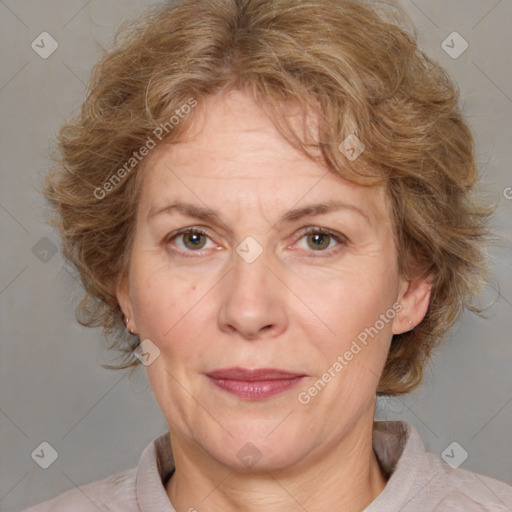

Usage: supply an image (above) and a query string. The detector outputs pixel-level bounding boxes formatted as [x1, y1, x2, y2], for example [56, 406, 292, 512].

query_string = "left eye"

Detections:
[295, 229, 341, 252]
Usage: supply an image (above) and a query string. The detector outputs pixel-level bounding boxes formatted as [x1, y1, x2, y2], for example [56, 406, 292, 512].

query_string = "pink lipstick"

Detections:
[206, 367, 305, 400]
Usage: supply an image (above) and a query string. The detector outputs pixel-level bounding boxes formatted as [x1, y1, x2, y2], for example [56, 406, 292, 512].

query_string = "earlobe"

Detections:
[392, 276, 432, 335]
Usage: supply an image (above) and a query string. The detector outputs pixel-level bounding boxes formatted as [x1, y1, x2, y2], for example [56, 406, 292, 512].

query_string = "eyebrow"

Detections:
[147, 200, 371, 226]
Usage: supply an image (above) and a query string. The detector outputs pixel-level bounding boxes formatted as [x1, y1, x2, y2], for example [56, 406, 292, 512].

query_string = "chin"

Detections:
[193, 418, 313, 473]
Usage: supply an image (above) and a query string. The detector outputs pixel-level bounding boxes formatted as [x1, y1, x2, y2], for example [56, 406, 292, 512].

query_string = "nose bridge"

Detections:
[232, 242, 271, 292]
[229, 232, 273, 289]
[217, 241, 288, 339]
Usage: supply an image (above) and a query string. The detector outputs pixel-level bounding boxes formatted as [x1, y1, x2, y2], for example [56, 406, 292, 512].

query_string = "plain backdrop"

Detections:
[0, 0, 511, 510]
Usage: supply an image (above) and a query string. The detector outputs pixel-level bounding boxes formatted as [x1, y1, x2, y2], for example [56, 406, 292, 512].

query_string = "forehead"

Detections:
[138, 90, 390, 224]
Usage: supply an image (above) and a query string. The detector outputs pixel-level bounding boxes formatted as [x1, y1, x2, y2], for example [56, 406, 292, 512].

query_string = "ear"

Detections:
[116, 272, 135, 332]
[392, 274, 432, 335]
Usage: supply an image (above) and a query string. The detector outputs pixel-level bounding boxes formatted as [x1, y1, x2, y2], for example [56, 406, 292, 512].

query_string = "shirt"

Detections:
[21, 420, 512, 511]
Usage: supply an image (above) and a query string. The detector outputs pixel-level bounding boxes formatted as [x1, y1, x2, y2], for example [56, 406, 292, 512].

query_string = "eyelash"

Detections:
[165, 226, 347, 258]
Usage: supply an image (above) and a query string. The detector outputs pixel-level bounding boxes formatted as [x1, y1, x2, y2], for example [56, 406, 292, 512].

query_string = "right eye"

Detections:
[166, 228, 217, 254]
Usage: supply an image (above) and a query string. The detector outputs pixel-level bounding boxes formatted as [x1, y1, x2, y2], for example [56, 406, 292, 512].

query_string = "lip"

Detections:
[206, 367, 306, 400]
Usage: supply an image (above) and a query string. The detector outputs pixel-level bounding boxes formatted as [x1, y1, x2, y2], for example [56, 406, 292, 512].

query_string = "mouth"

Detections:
[206, 367, 306, 400]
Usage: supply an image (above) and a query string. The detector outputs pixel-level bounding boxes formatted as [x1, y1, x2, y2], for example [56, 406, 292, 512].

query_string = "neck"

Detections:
[165, 408, 388, 512]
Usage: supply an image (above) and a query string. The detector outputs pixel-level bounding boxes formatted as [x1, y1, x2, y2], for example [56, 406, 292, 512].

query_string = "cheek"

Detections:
[298, 264, 398, 350]
[130, 255, 189, 329]
[300, 272, 397, 403]
[129, 261, 217, 366]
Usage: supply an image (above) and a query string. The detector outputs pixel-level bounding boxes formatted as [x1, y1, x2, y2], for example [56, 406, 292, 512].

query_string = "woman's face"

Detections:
[118, 89, 429, 471]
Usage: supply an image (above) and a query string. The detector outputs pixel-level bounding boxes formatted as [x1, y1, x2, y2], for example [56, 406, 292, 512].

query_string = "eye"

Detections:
[294, 227, 345, 254]
[166, 226, 346, 257]
[167, 228, 216, 252]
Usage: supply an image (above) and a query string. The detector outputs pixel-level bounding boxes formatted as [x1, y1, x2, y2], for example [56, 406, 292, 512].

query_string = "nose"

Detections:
[217, 248, 289, 340]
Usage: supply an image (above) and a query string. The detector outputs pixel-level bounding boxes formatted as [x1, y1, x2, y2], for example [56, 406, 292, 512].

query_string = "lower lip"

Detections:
[207, 376, 304, 400]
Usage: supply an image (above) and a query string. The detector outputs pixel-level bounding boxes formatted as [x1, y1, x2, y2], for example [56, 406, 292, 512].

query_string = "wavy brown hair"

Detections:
[44, 0, 494, 394]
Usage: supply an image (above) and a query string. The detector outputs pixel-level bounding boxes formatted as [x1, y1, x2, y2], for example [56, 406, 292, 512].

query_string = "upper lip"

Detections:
[206, 367, 305, 381]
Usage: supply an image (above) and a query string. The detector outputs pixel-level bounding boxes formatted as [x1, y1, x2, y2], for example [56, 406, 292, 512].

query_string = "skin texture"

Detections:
[117, 89, 431, 512]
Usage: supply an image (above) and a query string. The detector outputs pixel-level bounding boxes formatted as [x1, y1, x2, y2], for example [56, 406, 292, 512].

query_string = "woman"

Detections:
[24, 0, 511, 510]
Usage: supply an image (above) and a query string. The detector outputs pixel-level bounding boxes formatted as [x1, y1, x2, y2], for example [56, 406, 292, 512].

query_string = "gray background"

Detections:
[0, 0, 511, 510]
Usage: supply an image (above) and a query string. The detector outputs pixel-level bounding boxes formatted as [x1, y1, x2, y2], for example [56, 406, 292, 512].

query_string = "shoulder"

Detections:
[20, 432, 173, 512]
[423, 452, 512, 511]
[370, 421, 512, 511]
[20, 467, 138, 512]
